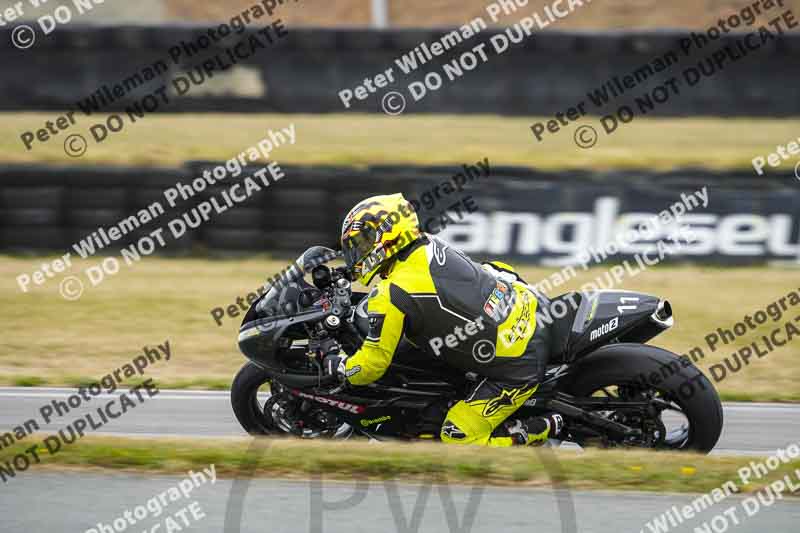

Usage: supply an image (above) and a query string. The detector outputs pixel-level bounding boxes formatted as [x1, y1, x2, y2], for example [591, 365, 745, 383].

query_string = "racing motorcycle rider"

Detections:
[323, 193, 564, 446]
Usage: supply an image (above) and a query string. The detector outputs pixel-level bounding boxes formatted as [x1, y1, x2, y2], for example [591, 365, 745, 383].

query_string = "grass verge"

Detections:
[1, 113, 795, 170]
[2, 435, 799, 495]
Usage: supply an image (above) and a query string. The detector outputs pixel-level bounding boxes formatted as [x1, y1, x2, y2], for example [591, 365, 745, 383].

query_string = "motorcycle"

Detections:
[232, 246, 723, 453]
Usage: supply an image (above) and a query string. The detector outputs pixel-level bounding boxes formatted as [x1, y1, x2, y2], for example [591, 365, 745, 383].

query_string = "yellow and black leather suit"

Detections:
[344, 235, 552, 446]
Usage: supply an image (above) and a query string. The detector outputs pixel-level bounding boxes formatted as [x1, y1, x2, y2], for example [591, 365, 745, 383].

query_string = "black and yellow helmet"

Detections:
[340, 193, 421, 285]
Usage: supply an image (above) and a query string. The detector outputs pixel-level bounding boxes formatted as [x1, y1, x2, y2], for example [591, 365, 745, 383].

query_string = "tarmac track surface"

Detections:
[2, 472, 799, 533]
[1, 388, 797, 455]
[2, 388, 800, 532]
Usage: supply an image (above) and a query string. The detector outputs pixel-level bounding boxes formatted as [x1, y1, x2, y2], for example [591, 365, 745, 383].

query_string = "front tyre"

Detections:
[231, 362, 275, 435]
[563, 344, 724, 453]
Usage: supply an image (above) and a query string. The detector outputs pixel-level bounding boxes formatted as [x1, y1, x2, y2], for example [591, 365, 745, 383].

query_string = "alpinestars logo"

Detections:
[482, 388, 524, 417]
[589, 317, 620, 342]
[431, 240, 448, 266]
[442, 421, 467, 440]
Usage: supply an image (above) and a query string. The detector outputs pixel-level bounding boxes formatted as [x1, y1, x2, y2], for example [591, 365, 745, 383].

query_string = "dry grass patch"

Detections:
[1, 113, 796, 171]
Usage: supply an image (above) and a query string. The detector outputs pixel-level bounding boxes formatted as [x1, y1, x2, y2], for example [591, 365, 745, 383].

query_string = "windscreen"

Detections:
[255, 246, 341, 316]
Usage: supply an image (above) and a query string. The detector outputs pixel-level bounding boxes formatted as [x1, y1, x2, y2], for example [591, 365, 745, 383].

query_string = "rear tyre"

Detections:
[231, 362, 275, 435]
[563, 344, 724, 453]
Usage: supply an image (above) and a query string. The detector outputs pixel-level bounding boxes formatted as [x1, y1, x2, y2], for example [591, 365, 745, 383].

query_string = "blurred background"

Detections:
[0, 0, 798, 398]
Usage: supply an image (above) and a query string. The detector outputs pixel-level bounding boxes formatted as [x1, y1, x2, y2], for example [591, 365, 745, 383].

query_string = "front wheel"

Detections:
[231, 362, 275, 435]
[562, 344, 724, 453]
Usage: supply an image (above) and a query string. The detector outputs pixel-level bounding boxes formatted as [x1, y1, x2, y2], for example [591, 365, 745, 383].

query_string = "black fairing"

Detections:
[548, 290, 671, 364]
[239, 310, 331, 385]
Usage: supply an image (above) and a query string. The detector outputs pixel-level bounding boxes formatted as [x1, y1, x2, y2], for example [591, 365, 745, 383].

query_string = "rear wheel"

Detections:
[563, 344, 723, 453]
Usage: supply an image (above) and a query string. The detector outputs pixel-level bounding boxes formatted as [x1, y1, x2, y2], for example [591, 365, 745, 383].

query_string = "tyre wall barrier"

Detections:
[0, 163, 798, 265]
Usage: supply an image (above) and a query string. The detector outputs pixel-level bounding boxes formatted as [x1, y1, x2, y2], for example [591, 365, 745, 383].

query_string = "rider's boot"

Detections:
[506, 413, 564, 446]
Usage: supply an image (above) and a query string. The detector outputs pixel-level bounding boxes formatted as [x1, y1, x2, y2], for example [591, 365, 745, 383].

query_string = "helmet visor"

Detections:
[342, 225, 377, 270]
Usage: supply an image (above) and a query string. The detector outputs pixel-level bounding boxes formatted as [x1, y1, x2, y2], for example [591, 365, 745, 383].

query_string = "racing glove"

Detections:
[322, 352, 347, 379]
[319, 338, 347, 380]
[321, 350, 348, 395]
